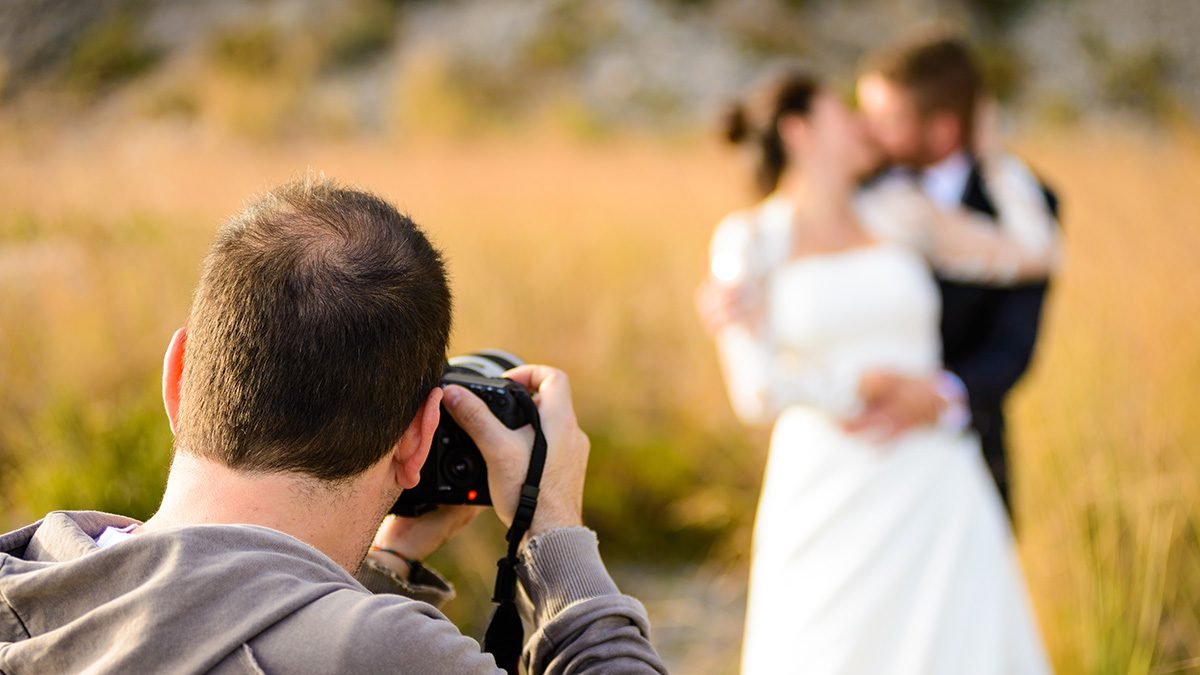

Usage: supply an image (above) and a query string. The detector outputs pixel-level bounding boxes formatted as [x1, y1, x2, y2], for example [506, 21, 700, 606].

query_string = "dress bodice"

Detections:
[763, 244, 942, 418]
[711, 195, 947, 424]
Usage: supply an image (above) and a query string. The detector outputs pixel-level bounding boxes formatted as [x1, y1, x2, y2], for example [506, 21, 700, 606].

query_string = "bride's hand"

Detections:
[695, 277, 761, 335]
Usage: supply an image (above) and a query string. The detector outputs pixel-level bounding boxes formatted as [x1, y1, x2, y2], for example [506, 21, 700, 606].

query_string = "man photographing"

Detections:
[0, 177, 666, 674]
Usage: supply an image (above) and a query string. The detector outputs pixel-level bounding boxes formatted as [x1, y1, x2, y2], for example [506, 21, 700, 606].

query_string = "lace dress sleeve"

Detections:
[858, 158, 1062, 285]
[709, 211, 773, 425]
[709, 210, 857, 426]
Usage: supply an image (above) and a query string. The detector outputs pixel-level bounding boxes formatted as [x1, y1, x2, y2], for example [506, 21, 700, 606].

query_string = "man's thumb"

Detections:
[442, 385, 508, 451]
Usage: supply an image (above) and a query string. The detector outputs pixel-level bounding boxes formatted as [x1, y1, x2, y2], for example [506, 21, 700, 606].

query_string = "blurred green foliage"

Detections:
[64, 12, 160, 95]
[963, 0, 1039, 32]
[209, 24, 284, 78]
[727, 9, 809, 59]
[585, 422, 752, 563]
[141, 86, 201, 121]
[320, 0, 400, 71]
[975, 39, 1027, 103]
[519, 1, 609, 72]
[1100, 52, 1175, 119]
[3, 383, 171, 521]
[1034, 92, 1083, 128]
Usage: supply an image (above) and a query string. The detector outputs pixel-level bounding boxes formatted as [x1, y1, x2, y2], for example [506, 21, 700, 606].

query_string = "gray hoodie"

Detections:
[0, 511, 666, 674]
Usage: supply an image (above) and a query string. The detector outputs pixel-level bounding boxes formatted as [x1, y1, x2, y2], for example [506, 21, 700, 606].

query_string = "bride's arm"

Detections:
[713, 321, 779, 426]
[930, 214, 1059, 284]
[715, 322, 854, 426]
[704, 214, 855, 425]
[702, 212, 776, 425]
[932, 155, 1061, 283]
[862, 162, 1062, 285]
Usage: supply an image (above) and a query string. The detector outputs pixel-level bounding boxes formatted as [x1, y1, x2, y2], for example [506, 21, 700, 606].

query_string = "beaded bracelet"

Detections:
[369, 545, 423, 577]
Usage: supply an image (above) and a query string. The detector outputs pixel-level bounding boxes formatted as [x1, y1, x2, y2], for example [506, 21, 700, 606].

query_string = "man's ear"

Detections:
[162, 327, 187, 435]
[393, 388, 442, 490]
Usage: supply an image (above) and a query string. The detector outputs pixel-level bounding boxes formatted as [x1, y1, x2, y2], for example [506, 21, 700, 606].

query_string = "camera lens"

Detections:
[447, 350, 524, 379]
[442, 451, 479, 488]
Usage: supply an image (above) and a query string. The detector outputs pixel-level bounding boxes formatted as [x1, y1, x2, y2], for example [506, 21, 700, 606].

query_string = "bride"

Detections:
[697, 69, 1054, 674]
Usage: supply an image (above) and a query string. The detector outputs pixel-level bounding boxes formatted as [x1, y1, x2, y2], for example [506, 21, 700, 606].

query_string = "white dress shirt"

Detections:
[920, 150, 973, 209]
[920, 149, 974, 430]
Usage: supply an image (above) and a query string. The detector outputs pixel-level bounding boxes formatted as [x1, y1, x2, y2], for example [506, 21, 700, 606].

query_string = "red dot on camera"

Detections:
[467, 490, 478, 501]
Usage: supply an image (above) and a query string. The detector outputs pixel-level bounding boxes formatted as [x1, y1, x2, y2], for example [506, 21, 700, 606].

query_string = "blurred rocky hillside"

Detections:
[0, 0, 1195, 136]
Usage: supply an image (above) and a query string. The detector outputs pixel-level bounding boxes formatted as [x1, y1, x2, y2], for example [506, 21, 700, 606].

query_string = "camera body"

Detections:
[391, 351, 527, 517]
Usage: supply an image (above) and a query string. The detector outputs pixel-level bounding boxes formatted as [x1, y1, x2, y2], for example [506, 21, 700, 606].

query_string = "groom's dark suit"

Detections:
[939, 159, 1059, 517]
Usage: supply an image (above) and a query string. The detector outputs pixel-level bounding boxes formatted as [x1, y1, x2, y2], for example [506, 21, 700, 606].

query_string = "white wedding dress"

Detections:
[713, 163, 1054, 675]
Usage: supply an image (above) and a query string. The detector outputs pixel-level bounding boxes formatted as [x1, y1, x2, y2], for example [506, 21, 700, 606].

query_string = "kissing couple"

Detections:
[698, 31, 1059, 675]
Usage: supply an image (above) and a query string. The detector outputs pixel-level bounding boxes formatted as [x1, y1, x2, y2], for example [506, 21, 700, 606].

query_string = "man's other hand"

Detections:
[442, 365, 588, 538]
[372, 507, 480, 566]
[844, 370, 945, 441]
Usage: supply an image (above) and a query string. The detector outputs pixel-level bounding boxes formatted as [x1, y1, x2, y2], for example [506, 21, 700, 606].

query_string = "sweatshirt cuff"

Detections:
[516, 527, 620, 627]
[355, 556, 455, 609]
[936, 371, 971, 433]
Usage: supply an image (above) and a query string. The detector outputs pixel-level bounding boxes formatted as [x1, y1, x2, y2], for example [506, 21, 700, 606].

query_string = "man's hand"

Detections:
[372, 507, 480, 564]
[695, 277, 761, 336]
[843, 370, 945, 442]
[442, 365, 588, 538]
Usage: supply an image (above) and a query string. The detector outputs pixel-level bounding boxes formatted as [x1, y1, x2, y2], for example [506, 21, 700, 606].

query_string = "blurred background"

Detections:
[0, 0, 1197, 672]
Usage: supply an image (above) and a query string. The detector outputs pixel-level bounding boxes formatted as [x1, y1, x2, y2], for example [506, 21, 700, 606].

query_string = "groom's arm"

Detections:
[949, 181, 1060, 412]
[846, 181, 1061, 439]
[945, 282, 1049, 413]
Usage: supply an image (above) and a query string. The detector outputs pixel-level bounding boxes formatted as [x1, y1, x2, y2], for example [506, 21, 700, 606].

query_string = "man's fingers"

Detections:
[442, 385, 511, 451]
[503, 364, 562, 393]
[504, 365, 575, 420]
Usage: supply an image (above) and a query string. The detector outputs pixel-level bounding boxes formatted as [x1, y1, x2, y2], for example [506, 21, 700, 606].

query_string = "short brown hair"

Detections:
[865, 31, 982, 145]
[178, 176, 452, 481]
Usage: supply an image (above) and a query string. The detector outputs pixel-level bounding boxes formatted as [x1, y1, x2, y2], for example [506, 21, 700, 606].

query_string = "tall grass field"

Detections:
[0, 124, 1197, 673]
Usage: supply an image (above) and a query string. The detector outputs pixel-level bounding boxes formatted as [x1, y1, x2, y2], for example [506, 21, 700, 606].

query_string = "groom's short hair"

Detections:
[865, 31, 981, 143]
[178, 176, 452, 481]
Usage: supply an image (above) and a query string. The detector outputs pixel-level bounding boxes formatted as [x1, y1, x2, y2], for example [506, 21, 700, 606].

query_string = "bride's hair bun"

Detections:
[721, 101, 751, 145]
[724, 67, 822, 196]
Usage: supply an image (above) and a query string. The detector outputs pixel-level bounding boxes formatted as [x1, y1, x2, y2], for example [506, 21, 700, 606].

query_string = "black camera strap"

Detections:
[482, 386, 546, 674]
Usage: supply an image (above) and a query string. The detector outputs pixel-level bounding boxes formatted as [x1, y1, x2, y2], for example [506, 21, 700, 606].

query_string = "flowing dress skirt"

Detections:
[740, 407, 1050, 675]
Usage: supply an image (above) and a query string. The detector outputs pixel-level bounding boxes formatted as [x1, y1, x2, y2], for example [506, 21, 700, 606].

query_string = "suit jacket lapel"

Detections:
[960, 158, 998, 218]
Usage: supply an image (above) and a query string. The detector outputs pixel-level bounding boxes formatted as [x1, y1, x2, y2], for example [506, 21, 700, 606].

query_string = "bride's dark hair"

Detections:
[721, 69, 821, 197]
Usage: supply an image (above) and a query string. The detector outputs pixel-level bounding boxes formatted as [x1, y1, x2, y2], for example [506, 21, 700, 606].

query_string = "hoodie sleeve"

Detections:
[280, 528, 665, 675]
[355, 555, 455, 608]
[517, 527, 668, 674]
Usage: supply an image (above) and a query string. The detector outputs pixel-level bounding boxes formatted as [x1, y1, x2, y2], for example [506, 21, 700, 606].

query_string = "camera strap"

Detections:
[482, 386, 546, 674]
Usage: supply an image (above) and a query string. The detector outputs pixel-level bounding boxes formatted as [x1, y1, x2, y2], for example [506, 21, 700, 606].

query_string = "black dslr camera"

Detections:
[390, 350, 529, 517]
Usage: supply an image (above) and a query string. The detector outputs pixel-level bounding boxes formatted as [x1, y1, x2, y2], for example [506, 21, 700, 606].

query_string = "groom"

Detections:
[849, 32, 1060, 518]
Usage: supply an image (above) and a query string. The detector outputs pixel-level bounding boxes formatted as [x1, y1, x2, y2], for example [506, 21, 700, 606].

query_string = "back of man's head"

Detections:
[864, 30, 982, 149]
[177, 176, 452, 482]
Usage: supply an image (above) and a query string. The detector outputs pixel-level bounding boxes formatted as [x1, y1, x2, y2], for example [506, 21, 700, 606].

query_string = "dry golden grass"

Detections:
[0, 121, 1197, 672]
[1008, 130, 1200, 673]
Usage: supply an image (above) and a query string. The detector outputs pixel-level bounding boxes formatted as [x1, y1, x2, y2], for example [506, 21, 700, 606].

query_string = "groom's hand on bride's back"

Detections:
[845, 370, 945, 441]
